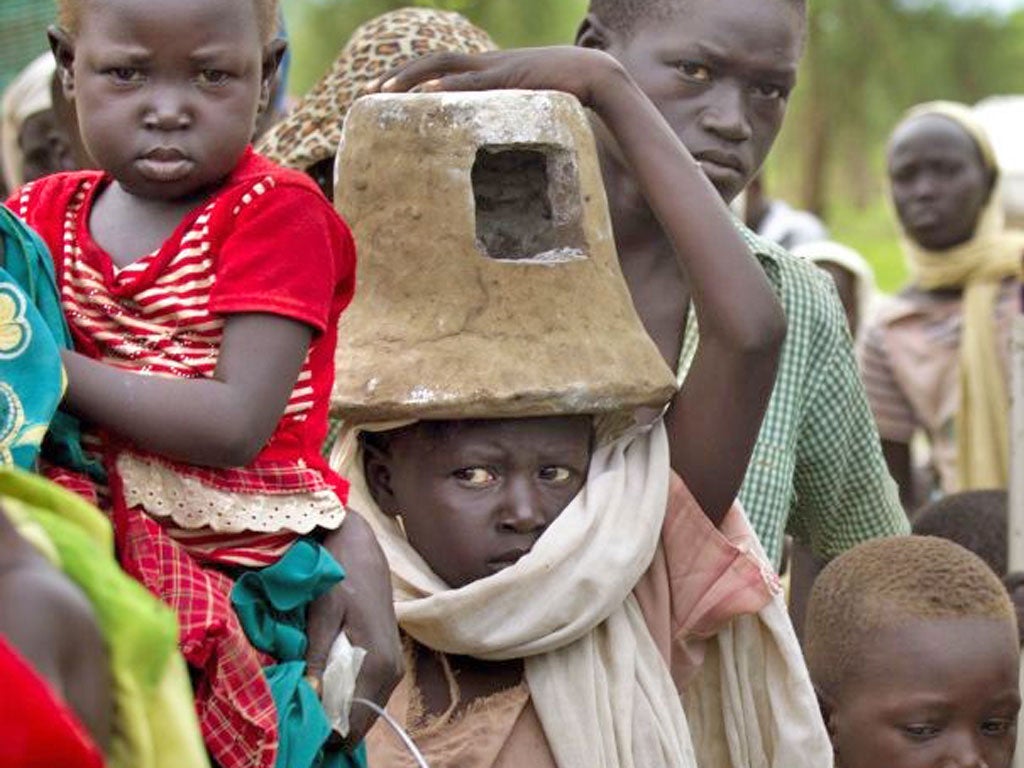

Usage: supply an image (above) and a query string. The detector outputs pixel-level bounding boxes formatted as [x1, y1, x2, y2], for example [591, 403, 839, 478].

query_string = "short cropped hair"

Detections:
[805, 536, 1016, 698]
[58, 0, 279, 44]
[912, 490, 1008, 577]
[588, 0, 806, 36]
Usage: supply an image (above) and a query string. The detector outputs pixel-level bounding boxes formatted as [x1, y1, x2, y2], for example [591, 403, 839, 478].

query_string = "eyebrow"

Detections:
[188, 45, 244, 64]
[100, 46, 152, 63]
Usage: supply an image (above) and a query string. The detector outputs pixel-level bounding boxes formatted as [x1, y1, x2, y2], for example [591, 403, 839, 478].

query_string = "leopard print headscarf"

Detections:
[257, 7, 497, 173]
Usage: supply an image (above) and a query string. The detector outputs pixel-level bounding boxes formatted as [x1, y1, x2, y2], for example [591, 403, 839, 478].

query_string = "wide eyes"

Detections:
[677, 61, 712, 83]
[451, 466, 576, 487]
[538, 466, 573, 483]
[453, 467, 496, 487]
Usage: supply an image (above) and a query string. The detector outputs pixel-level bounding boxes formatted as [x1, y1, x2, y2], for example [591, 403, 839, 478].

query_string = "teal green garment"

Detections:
[232, 539, 368, 768]
[0, 204, 103, 478]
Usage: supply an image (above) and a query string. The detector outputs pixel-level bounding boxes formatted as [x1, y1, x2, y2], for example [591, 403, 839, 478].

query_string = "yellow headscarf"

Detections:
[891, 101, 1024, 490]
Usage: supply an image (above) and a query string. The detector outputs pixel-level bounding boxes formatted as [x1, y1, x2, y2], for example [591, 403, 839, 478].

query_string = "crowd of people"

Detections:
[0, 0, 1020, 766]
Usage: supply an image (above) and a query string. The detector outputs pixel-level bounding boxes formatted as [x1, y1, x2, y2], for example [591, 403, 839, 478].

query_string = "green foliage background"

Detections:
[288, 1, 1024, 292]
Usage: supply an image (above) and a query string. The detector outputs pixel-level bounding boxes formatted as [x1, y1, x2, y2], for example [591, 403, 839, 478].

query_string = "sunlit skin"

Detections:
[826, 617, 1020, 768]
[364, 415, 593, 718]
[888, 115, 995, 254]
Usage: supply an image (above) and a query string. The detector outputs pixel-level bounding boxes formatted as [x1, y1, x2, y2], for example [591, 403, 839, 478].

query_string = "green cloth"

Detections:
[0, 204, 103, 478]
[0, 205, 65, 470]
[677, 224, 909, 566]
[0, 467, 210, 768]
[232, 539, 368, 768]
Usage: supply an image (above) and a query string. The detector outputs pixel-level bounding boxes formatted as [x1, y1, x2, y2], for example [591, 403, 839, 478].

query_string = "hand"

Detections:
[307, 511, 403, 748]
[374, 46, 628, 111]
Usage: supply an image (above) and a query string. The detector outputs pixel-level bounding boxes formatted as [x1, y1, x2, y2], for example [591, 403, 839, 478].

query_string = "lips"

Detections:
[485, 547, 533, 574]
[693, 149, 746, 176]
[136, 147, 194, 183]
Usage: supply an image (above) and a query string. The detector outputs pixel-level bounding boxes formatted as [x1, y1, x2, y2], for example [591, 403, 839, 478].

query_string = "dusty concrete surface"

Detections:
[331, 90, 677, 422]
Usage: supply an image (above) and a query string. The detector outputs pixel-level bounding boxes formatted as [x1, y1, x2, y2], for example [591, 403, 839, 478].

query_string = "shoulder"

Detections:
[210, 149, 351, 235]
[6, 171, 104, 222]
[223, 148, 333, 204]
[739, 223, 846, 337]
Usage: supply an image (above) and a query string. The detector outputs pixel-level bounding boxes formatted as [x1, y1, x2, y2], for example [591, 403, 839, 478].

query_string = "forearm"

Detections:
[60, 350, 264, 467]
[59, 313, 313, 468]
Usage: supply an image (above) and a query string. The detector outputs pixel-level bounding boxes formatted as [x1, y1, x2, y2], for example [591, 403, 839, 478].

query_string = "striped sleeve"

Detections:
[858, 320, 917, 443]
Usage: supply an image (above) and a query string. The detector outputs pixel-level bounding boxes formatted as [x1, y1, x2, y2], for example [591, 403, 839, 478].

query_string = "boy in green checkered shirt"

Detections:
[573, 0, 908, 573]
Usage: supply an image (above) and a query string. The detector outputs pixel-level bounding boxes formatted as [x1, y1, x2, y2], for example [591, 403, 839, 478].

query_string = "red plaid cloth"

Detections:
[113, 501, 279, 768]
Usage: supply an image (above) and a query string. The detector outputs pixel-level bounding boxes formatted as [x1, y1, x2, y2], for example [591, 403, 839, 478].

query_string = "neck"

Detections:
[413, 639, 525, 719]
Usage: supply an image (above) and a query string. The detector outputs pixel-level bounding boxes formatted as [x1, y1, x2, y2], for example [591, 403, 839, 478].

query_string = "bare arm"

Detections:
[882, 438, 915, 511]
[378, 48, 785, 522]
[60, 313, 312, 467]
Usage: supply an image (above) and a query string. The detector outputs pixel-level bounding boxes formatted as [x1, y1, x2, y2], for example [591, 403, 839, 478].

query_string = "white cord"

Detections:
[351, 697, 432, 768]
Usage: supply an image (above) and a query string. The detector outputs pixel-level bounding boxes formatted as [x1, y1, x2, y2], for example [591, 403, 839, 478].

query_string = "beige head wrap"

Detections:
[791, 240, 877, 336]
[1, 53, 56, 191]
[257, 8, 497, 173]
[890, 101, 1024, 490]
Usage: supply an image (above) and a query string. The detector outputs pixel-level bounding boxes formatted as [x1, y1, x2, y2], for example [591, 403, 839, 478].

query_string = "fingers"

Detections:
[372, 51, 485, 94]
[314, 513, 404, 748]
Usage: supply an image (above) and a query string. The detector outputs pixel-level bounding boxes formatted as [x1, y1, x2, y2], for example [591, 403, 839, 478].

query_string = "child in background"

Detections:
[912, 490, 1024, 647]
[805, 536, 1020, 768]
[8, 0, 376, 764]
[912, 490, 1009, 575]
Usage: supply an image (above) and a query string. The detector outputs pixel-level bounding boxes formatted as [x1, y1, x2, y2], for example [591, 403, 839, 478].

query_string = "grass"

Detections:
[826, 197, 908, 295]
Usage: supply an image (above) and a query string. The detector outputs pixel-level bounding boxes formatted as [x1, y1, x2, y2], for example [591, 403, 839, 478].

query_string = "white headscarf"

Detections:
[1, 53, 56, 191]
[791, 240, 878, 335]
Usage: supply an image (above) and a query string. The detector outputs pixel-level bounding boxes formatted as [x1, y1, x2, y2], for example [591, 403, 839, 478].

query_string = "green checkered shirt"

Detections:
[678, 225, 909, 566]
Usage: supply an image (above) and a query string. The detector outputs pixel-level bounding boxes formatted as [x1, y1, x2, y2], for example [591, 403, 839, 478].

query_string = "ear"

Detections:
[258, 39, 287, 114]
[362, 441, 401, 519]
[47, 26, 76, 100]
[575, 13, 612, 50]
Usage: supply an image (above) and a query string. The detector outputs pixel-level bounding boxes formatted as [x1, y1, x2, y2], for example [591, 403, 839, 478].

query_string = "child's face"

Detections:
[829, 617, 1020, 768]
[597, 0, 803, 204]
[365, 416, 592, 589]
[888, 116, 993, 251]
[56, 0, 277, 201]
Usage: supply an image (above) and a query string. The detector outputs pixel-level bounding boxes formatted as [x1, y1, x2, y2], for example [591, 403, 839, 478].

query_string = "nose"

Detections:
[908, 171, 940, 201]
[942, 730, 989, 768]
[498, 476, 548, 534]
[142, 83, 192, 131]
[699, 82, 753, 143]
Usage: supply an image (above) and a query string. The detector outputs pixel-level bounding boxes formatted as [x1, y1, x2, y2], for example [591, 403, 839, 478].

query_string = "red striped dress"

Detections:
[11, 148, 356, 563]
[10, 149, 357, 768]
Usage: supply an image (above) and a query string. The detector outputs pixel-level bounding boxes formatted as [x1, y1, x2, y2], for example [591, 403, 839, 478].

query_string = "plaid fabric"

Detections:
[113, 503, 279, 768]
[678, 225, 908, 566]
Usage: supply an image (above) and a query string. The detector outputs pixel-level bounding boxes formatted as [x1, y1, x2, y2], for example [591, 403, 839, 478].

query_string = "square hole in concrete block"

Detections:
[472, 145, 586, 263]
